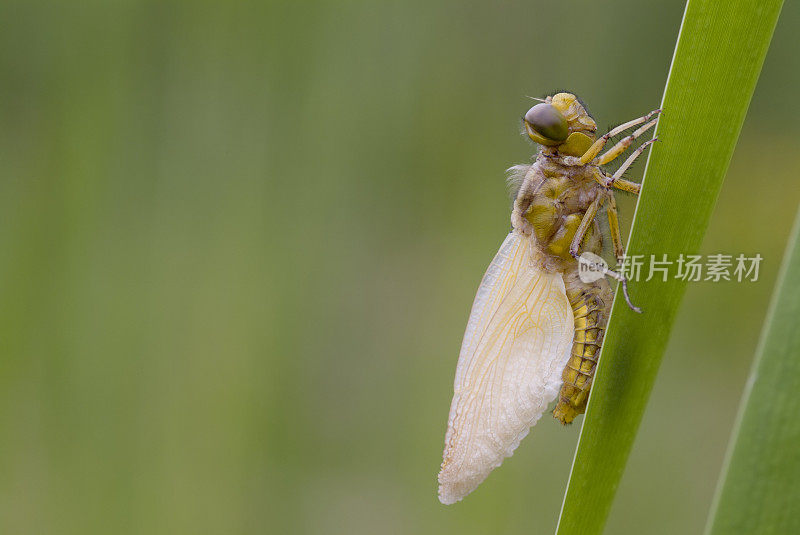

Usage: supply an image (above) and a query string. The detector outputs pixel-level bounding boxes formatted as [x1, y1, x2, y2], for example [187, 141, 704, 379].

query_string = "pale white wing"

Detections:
[438, 232, 574, 504]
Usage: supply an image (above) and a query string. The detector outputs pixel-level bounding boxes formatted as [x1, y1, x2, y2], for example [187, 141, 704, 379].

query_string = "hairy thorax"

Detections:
[522, 152, 604, 272]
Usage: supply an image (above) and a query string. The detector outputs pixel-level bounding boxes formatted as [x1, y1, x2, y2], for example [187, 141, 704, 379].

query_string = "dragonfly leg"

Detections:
[605, 196, 642, 311]
[600, 264, 642, 313]
[597, 120, 658, 165]
[570, 197, 642, 313]
[591, 169, 641, 195]
[579, 108, 661, 165]
[604, 175, 642, 195]
[605, 194, 625, 262]
[601, 137, 658, 195]
[568, 198, 603, 260]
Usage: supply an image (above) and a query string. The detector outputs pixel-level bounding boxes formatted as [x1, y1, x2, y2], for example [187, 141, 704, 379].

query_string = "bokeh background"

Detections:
[1, 1, 798, 534]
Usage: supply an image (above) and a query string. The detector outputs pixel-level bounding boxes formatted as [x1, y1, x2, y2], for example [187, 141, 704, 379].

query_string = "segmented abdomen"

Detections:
[552, 277, 612, 424]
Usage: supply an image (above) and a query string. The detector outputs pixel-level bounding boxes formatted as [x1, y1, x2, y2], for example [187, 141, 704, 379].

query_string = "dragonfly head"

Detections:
[524, 92, 598, 157]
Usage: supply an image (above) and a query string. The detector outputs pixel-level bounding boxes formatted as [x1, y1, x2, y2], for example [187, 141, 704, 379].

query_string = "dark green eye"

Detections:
[524, 103, 569, 142]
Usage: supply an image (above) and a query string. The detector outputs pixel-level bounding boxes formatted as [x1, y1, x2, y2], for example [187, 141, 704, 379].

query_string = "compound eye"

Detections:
[524, 103, 569, 142]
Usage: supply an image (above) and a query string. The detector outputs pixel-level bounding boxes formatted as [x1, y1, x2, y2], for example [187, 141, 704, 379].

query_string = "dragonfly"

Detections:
[437, 92, 660, 505]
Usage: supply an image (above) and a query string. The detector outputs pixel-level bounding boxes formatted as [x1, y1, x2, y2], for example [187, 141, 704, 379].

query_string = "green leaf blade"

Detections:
[556, 1, 784, 534]
[704, 207, 800, 535]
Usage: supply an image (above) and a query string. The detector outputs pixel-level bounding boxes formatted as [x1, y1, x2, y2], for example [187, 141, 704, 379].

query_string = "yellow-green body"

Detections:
[512, 92, 658, 424]
[517, 156, 613, 423]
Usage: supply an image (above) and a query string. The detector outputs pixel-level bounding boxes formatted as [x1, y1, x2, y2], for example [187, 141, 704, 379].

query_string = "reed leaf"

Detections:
[555, 1, 784, 533]
[703, 206, 800, 535]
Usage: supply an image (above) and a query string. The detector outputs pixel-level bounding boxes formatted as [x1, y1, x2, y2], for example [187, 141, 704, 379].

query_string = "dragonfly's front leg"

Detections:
[579, 108, 661, 165]
[597, 119, 658, 165]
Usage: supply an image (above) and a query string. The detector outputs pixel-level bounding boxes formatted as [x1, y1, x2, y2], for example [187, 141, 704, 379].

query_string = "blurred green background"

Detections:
[1, 1, 798, 534]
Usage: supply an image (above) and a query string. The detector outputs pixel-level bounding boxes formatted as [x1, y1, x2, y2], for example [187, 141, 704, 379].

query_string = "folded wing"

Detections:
[438, 232, 574, 504]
